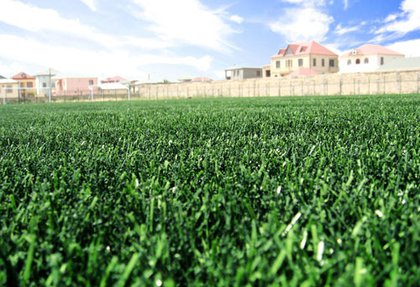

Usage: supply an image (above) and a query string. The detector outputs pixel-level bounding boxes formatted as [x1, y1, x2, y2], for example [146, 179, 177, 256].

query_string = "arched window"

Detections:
[347, 59, 351, 65]
[356, 59, 361, 64]
[364, 58, 369, 64]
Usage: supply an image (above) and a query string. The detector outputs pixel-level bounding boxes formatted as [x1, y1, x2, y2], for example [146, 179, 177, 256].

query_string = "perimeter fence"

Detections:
[1, 70, 419, 104]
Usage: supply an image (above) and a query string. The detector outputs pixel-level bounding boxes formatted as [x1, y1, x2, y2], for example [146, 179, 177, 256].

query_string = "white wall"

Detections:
[339, 55, 404, 74]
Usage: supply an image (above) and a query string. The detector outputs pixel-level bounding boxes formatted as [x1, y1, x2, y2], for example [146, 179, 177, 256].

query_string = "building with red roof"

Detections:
[339, 44, 404, 74]
[269, 41, 338, 77]
[11, 72, 36, 98]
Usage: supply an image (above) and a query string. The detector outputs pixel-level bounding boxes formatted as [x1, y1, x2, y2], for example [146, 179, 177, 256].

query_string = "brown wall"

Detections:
[136, 70, 420, 99]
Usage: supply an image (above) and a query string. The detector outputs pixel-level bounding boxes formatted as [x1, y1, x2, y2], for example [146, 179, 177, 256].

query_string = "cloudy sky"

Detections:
[0, 0, 419, 81]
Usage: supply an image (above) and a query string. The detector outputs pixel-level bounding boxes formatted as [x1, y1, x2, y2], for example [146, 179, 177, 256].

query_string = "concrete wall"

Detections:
[136, 70, 420, 99]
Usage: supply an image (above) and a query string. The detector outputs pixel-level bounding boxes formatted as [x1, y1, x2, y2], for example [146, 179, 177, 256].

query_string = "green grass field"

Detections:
[0, 95, 419, 286]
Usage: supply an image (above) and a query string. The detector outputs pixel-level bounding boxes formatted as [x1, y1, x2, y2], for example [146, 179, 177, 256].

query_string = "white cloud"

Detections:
[387, 39, 420, 57]
[0, 0, 92, 34]
[384, 14, 398, 23]
[0, 0, 172, 51]
[343, 0, 349, 10]
[377, 0, 420, 36]
[281, 0, 327, 7]
[132, 0, 236, 52]
[0, 34, 213, 78]
[270, 7, 333, 42]
[80, 0, 97, 12]
[229, 15, 244, 24]
[0, 1, 218, 79]
[335, 22, 366, 36]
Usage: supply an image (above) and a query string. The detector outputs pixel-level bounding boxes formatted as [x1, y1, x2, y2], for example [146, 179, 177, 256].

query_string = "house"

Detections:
[12, 72, 36, 98]
[0, 75, 6, 79]
[225, 67, 262, 80]
[339, 44, 404, 74]
[270, 41, 339, 77]
[0, 78, 19, 100]
[53, 77, 98, 96]
[35, 70, 56, 97]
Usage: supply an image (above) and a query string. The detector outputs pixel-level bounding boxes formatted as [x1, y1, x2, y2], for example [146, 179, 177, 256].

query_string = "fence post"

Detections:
[397, 72, 401, 94]
[323, 79, 328, 96]
[301, 80, 303, 96]
[417, 72, 420, 94]
[383, 77, 386, 95]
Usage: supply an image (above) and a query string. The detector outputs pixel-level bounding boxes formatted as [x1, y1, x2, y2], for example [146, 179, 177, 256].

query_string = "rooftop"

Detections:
[342, 44, 404, 57]
[273, 41, 337, 58]
[0, 79, 18, 84]
[12, 72, 35, 80]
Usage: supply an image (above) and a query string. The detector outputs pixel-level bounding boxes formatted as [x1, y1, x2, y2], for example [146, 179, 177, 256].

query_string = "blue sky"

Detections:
[0, 0, 419, 81]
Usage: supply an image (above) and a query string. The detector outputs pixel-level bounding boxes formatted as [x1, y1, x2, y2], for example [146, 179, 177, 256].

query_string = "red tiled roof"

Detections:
[273, 41, 337, 58]
[12, 72, 35, 80]
[342, 44, 404, 57]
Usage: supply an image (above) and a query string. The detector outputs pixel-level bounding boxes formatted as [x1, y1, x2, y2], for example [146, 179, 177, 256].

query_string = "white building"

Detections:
[225, 67, 262, 80]
[35, 73, 55, 97]
[339, 44, 404, 74]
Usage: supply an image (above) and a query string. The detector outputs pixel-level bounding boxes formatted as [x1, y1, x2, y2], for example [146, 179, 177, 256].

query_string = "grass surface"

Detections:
[0, 95, 419, 286]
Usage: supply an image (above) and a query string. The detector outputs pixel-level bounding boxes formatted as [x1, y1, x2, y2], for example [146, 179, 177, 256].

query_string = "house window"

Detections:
[329, 59, 335, 67]
[265, 70, 271, 77]
[347, 59, 351, 65]
[286, 60, 293, 67]
[26, 82, 33, 88]
[356, 59, 361, 64]
[364, 58, 369, 64]
[6, 85, 13, 93]
[42, 83, 47, 88]
[256, 71, 261, 77]
[89, 80, 94, 85]
[298, 59, 303, 67]
[321, 59, 325, 67]
[380, 57, 384, 65]
[313, 58, 316, 67]
[276, 61, 280, 68]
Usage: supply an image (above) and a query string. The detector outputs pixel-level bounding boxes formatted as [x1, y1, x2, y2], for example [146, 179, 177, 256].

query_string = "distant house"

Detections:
[53, 77, 98, 96]
[0, 78, 19, 100]
[35, 71, 56, 97]
[270, 41, 339, 77]
[12, 72, 36, 98]
[376, 57, 420, 72]
[225, 67, 262, 80]
[339, 44, 404, 74]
